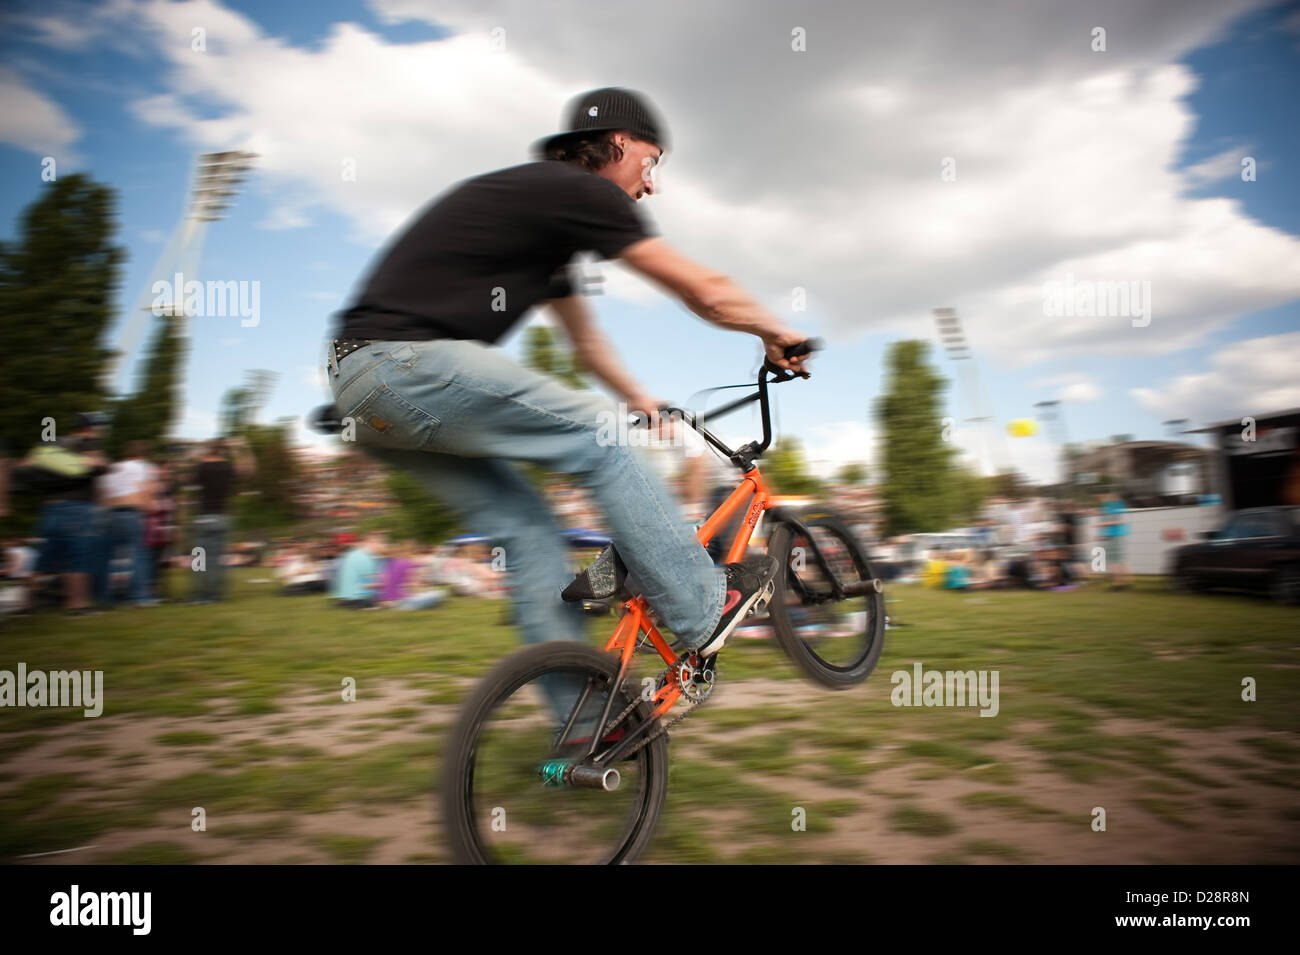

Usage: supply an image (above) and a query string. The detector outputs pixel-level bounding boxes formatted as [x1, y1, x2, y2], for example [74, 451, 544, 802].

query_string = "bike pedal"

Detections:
[749, 580, 777, 615]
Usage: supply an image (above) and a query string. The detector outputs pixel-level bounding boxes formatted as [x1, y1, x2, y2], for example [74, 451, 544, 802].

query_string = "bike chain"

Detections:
[600, 655, 711, 760]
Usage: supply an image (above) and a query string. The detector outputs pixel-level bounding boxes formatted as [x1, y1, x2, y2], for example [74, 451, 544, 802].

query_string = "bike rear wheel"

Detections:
[767, 513, 886, 689]
[441, 641, 669, 864]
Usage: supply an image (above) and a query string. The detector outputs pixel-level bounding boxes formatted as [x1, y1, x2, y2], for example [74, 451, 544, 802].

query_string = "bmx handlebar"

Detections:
[660, 337, 821, 471]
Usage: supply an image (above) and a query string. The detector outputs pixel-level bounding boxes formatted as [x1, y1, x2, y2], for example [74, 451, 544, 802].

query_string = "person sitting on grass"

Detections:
[967, 549, 1004, 590]
[943, 550, 972, 590]
[924, 550, 950, 589]
[279, 540, 330, 596]
[331, 532, 386, 609]
[380, 540, 449, 611]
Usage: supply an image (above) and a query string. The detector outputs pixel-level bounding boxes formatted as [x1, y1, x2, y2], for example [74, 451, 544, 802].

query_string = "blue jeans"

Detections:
[36, 500, 95, 575]
[396, 588, 449, 611]
[191, 514, 229, 601]
[102, 508, 149, 604]
[329, 339, 726, 650]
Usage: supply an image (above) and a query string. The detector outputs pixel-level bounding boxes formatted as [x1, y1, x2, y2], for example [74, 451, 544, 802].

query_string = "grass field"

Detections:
[1, 570, 1297, 864]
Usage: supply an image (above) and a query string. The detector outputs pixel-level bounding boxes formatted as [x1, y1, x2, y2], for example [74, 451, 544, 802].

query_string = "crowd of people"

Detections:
[2, 413, 251, 616]
[266, 532, 508, 610]
[908, 493, 1133, 592]
[2, 407, 1139, 621]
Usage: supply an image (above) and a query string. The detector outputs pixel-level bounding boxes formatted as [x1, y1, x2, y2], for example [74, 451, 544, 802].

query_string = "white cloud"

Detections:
[1061, 381, 1102, 403]
[1131, 331, 1300, 423]
[19, 0, 1299, 364]
[1183, 144, 1253, 187]
[301, 364, 327, 391]
[360, 0, 1298, 366]
[0, 67, 81, 159]
[804, 419, 874, 480]
[1030, 371, 1102, 403]
[23, 17, 100, 50]
[179, 407, 219, 439]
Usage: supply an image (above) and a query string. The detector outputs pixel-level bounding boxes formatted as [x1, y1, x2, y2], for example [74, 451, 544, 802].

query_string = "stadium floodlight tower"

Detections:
[1034, 399, 1072, 495]
[933, 308, 1008, 477]
[107, 150, 258, 392]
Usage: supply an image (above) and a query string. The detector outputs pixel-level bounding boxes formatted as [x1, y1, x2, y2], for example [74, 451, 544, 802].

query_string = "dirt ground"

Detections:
[7, 677, 1297, 865]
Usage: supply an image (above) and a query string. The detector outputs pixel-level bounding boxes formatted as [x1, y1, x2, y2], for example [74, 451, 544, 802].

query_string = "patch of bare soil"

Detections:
[8, 676, 1298, 865]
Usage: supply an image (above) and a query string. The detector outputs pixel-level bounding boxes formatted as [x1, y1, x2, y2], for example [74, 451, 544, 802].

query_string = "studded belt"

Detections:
[327, 338, 373, 377]
[333, 338, 373, 362]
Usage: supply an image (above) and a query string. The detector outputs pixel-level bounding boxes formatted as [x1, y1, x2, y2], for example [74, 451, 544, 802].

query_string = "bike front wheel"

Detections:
[767, 513, 886, 689]
[441, 641, 669, 864]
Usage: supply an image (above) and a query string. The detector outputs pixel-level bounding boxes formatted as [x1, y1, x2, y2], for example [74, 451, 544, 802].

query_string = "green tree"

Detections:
[948, 465, 992, 525]
[357, 469, 462, 544]
[0, 174, 123, 457]
[517, 321, 589, 494]
[231, 417, 302, 532]
[219, 369, 276, 436]
[213, 372, 300, 531]
[874, 340, 956, 535]
[523, 322, 586, 389]
[106, 312, 187, 458]
[765, 436, 825, 497]
[989, 469, 1034, 501]
[836, 462, 868, 485]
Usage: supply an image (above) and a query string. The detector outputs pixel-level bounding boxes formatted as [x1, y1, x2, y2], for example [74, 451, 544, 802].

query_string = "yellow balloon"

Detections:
[1007, 418, 1039, 438]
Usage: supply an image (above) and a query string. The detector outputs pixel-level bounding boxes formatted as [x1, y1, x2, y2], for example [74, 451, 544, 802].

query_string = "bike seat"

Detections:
[561, 543, 631, 602]
[309, 403, 343, 434]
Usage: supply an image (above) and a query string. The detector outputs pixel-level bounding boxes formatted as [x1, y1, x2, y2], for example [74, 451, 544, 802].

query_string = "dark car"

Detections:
[1169, 506, 1300, 604]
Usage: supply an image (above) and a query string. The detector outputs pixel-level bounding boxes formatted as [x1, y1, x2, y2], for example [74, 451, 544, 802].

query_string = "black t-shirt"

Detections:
[1060, 511, 1078, 545]
[194, 460, 235, 515]
[14, 439, 106, 502]
[337, 161, 656, 343]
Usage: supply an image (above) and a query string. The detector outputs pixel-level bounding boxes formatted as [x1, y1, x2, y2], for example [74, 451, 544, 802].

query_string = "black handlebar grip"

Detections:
[763, 338, 822, 379]
[783, 338, 822, 360]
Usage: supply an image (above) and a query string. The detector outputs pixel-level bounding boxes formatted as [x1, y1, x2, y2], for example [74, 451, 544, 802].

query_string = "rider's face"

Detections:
[603, 134, 663, 200]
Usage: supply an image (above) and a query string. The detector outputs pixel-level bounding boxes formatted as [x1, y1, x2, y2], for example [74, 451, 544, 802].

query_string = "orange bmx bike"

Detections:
[441, 342, 886, 864]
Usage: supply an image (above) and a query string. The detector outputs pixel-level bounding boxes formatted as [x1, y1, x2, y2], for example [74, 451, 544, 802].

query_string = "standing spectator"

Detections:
[145, 458, 179, 602]
[0, 437, 10, 521]
[98, 441, 158, 607]
[2, 537, 38, 614]
[1058, 499, 1087, 584]
[15, 413, 109, 615]
[1097, 491, 1131, 589]
[189, 437, 254, 604]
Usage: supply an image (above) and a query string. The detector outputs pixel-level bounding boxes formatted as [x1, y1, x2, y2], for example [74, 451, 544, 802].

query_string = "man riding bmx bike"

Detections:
[328, 87, 810, 662]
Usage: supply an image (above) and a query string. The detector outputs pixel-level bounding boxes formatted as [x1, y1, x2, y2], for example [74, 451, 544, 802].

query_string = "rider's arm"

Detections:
[547, 295, 659, 413]
[618, 237, 808, 372]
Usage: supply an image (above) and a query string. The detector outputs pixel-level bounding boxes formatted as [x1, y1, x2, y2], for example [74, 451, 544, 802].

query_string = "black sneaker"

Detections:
[693, 555, 779, 657]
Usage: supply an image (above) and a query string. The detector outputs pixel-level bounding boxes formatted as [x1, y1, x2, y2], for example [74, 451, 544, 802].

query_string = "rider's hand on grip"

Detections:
[764, 337, 822, 379]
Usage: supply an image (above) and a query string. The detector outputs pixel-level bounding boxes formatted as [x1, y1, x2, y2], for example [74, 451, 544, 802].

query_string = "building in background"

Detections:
[1188, 408, 1300, 511]
[1067, 440, 1217, 508]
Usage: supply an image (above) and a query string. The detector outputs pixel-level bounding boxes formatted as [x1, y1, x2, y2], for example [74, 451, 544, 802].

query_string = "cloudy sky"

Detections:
[2, 0, 1299, 482]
